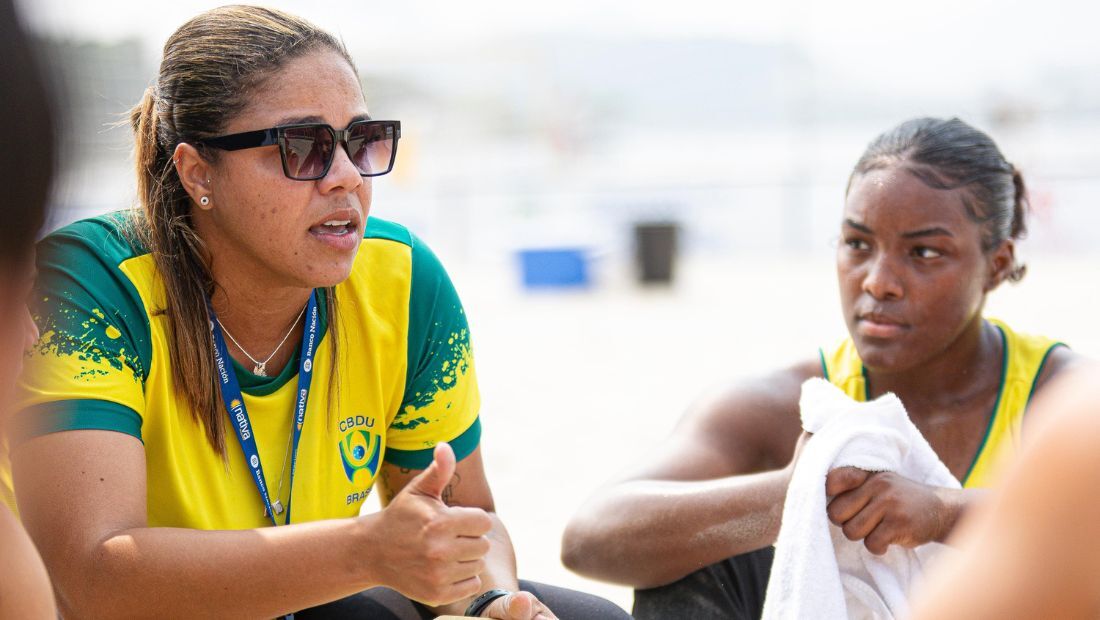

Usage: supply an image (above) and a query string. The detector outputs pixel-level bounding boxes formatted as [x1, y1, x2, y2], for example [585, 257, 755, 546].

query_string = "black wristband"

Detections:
[465, 588, 512, 617]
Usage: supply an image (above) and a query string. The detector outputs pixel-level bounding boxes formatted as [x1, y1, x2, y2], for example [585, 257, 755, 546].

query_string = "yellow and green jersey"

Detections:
[820, 318, 1065, 489]
[11, 212, 480, 528]
[0, 441, 14, 517]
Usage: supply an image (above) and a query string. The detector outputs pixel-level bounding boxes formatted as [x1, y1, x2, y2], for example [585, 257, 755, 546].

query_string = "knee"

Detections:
[519, 581, 632, 620]
[577, 593, 633, 620]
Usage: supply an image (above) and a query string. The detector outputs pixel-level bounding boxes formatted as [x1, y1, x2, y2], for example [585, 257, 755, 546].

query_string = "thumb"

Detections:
[503, 592, 536, 619]
[406, 442, 455, 500]
[826, 466, 871, 497]
[486, 592, 536, 619]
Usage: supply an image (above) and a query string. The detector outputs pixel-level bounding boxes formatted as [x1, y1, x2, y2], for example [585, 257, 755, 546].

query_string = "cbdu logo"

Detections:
[338, 429, 381, 482]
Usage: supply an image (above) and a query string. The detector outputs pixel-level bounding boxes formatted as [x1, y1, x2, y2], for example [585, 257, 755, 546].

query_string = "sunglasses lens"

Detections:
[281, 126, 334, 179]
[347, 123, 396, 176]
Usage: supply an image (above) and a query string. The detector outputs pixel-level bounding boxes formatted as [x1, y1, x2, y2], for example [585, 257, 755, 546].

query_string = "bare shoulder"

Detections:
[1019, 362, 1100, 506]
[995, 363, 1100, 570]
[1030, 362, 1100, 441]
[630, 357, 822, 481]
[912, 363, 1100, 619]
[1030, 346, 1089, 404]
[0, 505, 56, 619]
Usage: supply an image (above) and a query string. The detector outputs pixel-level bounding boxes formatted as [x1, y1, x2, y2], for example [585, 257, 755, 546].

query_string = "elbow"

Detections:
[52, 539, 131, 620]
[57, 600, 114, 620]
[560, 511, 628, 583]
[561, 485, 680, 588]
[559, 518, 593, 575]
[53, 579, 115, 620]
[561, 505, 688, 591]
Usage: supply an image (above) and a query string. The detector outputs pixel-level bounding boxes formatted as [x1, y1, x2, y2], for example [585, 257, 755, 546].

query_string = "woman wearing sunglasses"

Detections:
[10, 6, 625, 619]
[562, 117, 1084, 619]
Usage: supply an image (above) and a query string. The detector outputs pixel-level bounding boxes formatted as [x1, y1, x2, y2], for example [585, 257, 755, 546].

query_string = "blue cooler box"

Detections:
[517, 248, 591, 289]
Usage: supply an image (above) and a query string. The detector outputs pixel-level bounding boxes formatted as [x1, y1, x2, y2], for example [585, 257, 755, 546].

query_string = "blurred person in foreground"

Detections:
[909, 363, 1100, 619]
[562, 117, 1086, 619]
[0, 0, 58, 616]
[8, 6, 626, 619]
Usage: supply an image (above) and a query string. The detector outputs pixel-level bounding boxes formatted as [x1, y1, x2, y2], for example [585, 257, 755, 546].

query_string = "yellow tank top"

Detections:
[819, 319, 1064, 489]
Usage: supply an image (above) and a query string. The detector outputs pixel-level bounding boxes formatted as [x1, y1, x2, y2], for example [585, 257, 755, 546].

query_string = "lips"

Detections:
[855, 312, 909, 339]
[308, 208, 363, 251]
[309, 208, 361, 233]
[311, 219, 354, 236]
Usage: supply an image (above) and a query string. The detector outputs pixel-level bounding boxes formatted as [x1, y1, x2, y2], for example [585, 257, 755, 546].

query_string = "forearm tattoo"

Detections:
[380, 467, 397, 504]
[441, 472, 462, 506]
[381, 467, 462, 505]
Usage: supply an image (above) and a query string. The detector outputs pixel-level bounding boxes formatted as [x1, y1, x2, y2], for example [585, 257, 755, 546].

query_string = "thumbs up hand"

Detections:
[406, 441, 461, 500]
[364, 443, 493, 606]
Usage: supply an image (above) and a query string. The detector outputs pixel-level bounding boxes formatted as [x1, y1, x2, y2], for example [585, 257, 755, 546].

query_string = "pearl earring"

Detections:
[200, 196, 210, 206]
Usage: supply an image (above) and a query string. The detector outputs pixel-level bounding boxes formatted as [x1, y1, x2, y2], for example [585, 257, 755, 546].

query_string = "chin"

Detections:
[852, 337, 921, 374]
[289, 238, 361, 288]
[307, 262, 357, 288]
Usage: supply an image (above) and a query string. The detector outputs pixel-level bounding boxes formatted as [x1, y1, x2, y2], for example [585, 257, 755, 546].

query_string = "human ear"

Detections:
[173, 143, 215, 210]
[985, 240, 1016, 292]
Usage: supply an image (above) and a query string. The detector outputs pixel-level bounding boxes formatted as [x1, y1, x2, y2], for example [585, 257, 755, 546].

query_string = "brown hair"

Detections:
[128, 5, 353, 454]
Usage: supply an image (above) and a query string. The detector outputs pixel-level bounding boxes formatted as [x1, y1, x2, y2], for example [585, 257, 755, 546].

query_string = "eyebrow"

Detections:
[901, 227, 954, 239]
[844, 219, 954, 239]
[274, 112, 372, 126]
[844, 218, 873, 234]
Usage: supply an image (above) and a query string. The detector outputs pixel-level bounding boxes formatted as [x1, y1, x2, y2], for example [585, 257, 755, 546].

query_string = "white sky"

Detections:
[18, 0, 1100, 95]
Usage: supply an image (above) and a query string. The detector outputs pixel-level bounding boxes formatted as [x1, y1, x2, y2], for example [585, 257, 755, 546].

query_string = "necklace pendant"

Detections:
[253, 362, 267, 377]
[266, 500, 284, 517]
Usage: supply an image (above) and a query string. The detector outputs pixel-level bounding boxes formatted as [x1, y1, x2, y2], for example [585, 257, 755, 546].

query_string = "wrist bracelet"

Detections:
[465, 588, 512, 617]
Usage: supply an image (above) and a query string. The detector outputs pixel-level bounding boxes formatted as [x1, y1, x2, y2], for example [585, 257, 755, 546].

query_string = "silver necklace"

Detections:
[217, 304, 307, 377]
[268, 425, 295, 518]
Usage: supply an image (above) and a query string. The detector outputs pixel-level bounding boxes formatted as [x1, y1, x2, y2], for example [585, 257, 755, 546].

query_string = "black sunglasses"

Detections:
[196, 119, 400, 181]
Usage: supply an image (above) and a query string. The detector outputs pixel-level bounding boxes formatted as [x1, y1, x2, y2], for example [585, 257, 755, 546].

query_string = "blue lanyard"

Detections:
[208, 291, 320, 526]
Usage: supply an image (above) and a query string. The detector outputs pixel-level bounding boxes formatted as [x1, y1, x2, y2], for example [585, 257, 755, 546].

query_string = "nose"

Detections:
[22, 305, 39, 353]
[317, 142, 365, 195]
[862, 254, 904, 301]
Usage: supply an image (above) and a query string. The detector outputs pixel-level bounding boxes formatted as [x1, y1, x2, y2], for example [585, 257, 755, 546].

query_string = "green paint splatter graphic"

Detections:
[393, 310, 473, 430]
[32, 296, 145, 382]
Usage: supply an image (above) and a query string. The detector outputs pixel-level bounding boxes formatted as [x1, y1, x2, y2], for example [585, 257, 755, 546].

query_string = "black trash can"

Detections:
[633, 222, 679, 285]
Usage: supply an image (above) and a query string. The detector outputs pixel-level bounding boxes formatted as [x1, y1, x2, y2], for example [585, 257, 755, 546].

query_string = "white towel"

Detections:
[761, 378, 960, 620]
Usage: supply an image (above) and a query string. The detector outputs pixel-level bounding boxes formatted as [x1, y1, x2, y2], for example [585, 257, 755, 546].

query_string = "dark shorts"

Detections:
[633, 546, 774, 620]
[295, 579, 632, 620]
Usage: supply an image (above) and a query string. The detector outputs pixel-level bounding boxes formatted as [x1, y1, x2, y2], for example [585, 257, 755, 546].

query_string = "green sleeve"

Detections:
[384, 232, 481, 469]
[13, 213, 151, 443]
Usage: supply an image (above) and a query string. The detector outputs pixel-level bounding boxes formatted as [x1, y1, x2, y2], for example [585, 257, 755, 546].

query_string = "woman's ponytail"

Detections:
[130, 87, 165, 213]
[122, 6, 354, 455]
[1007, 164, 1029, 282]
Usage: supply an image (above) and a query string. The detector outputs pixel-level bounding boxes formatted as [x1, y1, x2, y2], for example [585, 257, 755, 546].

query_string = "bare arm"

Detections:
[14, 431, 491, 619]
[0, 505, 56, 619]
[1024, 346, 1086, 421]
[561, 360, 819, 588]
[911, 365, 1100, 619]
